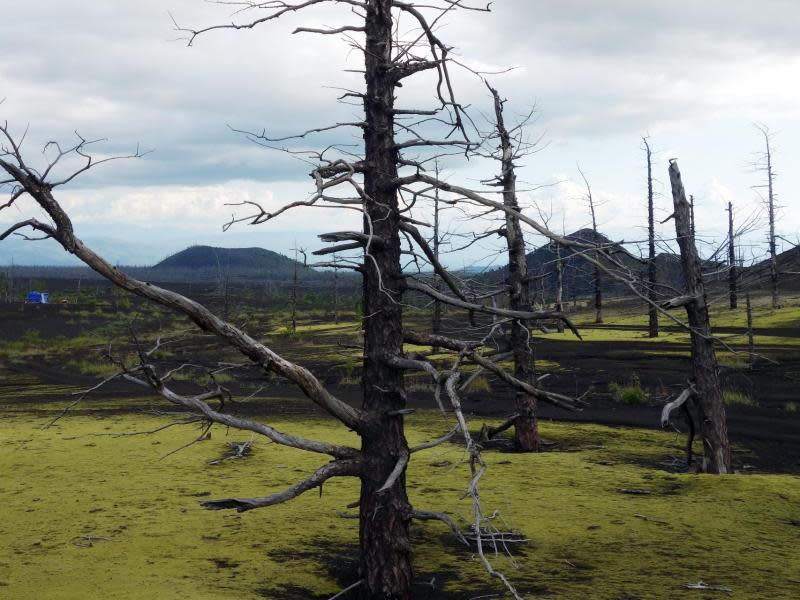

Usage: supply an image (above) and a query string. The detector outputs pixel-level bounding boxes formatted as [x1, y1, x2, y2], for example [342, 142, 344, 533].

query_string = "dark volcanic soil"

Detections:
[2, 299, 799, 474]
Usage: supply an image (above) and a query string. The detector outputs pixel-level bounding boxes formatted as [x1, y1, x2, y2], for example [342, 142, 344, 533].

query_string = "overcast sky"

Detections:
[2, 0, 799, 267]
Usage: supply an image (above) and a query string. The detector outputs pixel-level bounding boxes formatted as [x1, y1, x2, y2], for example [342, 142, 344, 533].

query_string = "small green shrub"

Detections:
[785, 401, 798, 413]
[723, 389, 758, 407]
[609, 374, 648, 405]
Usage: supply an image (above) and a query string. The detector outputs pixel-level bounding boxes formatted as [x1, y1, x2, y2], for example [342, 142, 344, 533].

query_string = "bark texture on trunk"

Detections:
[358, 2, 413, 597]
[668, 161, 731, 474]
[490, 86, 539, 451]
[644, 138, 658, 337]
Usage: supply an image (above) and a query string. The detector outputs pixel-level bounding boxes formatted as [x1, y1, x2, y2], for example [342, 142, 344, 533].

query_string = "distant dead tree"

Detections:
[577, 164, 603, 324]
[662, 160, 730, 474]
[553, 239, 565, 333]
[332, 252, 339, 324]
[289, 246, 306, 334]
[643, 136, 658, 337]
[727, 202, 737, 309]
[752, 124, 781, 308]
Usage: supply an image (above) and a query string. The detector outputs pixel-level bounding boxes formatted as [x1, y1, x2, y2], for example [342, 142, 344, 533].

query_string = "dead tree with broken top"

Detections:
[665, 160, 731, 474]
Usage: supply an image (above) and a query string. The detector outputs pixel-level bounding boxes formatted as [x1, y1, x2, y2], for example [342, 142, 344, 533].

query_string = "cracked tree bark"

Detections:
[358, 2, 413, 595]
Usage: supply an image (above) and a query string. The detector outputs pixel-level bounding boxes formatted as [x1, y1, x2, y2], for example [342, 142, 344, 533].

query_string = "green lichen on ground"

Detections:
[1, 408, 798, 599]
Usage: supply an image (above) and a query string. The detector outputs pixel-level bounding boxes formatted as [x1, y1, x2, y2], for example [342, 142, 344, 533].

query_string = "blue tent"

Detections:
[26, 291, 49, 304]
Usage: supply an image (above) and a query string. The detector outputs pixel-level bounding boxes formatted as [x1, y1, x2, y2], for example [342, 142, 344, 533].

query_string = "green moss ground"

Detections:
[1, 407, 798, 599]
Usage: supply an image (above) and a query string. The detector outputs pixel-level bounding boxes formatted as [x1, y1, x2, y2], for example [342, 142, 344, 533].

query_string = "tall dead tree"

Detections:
[754, 124, 780, 309]
[487, 84, 539, 451]
[577, 164, 603, 324]
[643, 137, 658, 337]
[431, 162, 442, 340]
[554, 241, 565, 333]
[746, 292, 755, 368]
[2, 3, 589, 598]
[727, 202, 737, 310]
[666, 160, 731, 474]
[332, 252, 339, 324]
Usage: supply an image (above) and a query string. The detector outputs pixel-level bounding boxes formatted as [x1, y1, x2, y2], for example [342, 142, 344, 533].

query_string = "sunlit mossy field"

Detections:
[1, 291, 800, 598]
[2, 406, 799, 599]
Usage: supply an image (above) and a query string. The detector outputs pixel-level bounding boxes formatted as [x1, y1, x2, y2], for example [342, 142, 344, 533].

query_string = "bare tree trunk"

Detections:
[490, 85, 539, 452]
[668, 160, 731, 474]
[727, 202, 737, 310]
[765, 134, 780, 309]
[689, 194, 696, 240]
[578, 165, 603, 324]
[431, 162, 442, 343]
[333, 253, 339, 325]
[644, 138, 658, 337]
[554, 243, 565, 333]
[746, 292, 755, 369]
[358, 2, 413, 595]
[291, 248, 298, 333]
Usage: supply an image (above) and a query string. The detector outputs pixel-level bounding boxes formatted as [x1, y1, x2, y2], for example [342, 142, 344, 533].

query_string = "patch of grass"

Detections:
[608, 374, 649, 405]
[465, 375, 491, 393]
[723, 389, 758, 407]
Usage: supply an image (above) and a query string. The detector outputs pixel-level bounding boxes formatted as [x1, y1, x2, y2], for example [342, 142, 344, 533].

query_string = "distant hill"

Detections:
[481, 228, 687, 299]
[151, 245, 318, 280]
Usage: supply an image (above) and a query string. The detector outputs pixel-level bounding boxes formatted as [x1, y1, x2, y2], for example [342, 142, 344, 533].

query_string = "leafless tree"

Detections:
[553, 239, 565, 333]
[1, 3, 588, 598]
[727, 202, 737, 310]
[481, 83, 540, 451]
[290, 246, 306, 334]
[332, 252, 340, 324]
[752, 124, 781, 308]
[662, 160, 730, 474]
[577, 164, 603, 324]
[643, 136, 658, 337]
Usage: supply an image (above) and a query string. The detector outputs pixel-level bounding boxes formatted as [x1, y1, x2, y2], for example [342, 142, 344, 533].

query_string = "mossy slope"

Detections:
[1, 410, 798, 599]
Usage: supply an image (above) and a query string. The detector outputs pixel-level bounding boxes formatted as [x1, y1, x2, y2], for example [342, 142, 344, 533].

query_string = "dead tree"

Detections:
[577, 164, 603, 324]
[746, 292, 755, 368]
[485, 84, 539, 451]
[290, 246, 306, 333]
[666, 160, 731, 474]
[753, 124, 781, 308]
[643, 137, 658, 337]
[332, 253, 339, 324]
[431, 161, 443, 342]
[2, 3, 587, 598]
[554, 241, 565, 333]
[727, 202, 737, 310]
